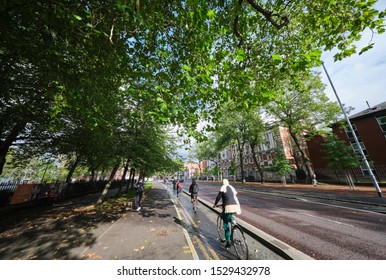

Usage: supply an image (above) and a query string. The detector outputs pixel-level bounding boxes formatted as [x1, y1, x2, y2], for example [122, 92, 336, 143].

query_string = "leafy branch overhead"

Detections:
[1, 0, 385, 177]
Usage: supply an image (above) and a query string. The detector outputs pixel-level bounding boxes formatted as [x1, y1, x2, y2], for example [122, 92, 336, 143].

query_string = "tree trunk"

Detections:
[116, 157, 130, 195]
[97, 162, 120, 205]
[0, 148, 8, 176]
[0, 122, 26, 175]
[91, 169, 96, 182]
[351, 168, 358, 183]
[345, 170, 355, 190]
[289, 130, 314, 180]
[237, 139, 245, 183]
[250, 143, 265, 184]
[65, 155, 80, 183]
[125, 168, 135, 193]
[281, 175, 287, 186]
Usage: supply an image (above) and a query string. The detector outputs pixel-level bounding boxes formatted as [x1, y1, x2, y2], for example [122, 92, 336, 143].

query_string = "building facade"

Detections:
[204, 125, 304, 182]
[309, 101, 386, 182]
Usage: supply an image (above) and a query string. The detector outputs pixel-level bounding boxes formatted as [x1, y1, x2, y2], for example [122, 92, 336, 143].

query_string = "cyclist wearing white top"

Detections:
[213, 179, 241, 248]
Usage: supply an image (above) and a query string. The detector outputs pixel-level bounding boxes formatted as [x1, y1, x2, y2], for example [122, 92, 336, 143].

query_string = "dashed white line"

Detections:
[301, 213, 354, 227]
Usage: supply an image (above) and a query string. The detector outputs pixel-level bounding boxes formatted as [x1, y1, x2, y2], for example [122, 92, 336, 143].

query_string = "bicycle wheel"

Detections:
[216, 215, 226, 242]
[232, 225, 249, 260]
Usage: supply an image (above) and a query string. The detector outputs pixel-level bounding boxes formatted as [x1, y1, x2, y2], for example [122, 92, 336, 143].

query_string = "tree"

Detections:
[214, 102, 249, 183]
[229, 159, 238, 183]
[265, 72, 344, 179]
[272, 150, 293, 186]
[323, 134, 361, 189]
[243, 110, 266, 183]
[213, 101, 267, 183]
[1, 1, 384, 176]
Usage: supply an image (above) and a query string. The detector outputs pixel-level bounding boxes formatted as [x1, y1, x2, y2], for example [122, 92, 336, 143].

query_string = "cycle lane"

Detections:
[167, 182, 286, 260]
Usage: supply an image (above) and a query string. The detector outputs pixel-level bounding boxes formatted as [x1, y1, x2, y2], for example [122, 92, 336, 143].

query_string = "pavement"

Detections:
[0, 180, 385, 260]
[75, 183, 195, 260]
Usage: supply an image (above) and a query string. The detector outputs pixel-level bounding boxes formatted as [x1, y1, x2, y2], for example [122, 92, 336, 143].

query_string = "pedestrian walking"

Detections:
[189, 179, 199, 202]
[176, 180, 182, 197]
[189, 179, 199, 211]
[134, 178, 144, 211]
[312, 173, 317, 187]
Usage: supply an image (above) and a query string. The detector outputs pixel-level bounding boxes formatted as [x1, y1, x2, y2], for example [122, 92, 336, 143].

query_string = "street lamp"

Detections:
[322, 62, 383, 197]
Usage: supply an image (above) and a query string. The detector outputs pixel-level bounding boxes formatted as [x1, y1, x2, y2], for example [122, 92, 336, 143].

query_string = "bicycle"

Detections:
[215, 205, 249, 260]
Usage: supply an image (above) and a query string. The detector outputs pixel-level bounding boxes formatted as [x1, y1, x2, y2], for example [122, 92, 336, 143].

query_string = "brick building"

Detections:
[308, 101, 386, 182]
[206, 125, 301, 182]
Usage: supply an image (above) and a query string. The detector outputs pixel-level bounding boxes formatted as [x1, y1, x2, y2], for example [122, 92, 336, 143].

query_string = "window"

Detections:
[350, 140, 368, 156]
[345, 124, 359, 140]
[376, 114, 386, 132]
[267, 132, 276, 149]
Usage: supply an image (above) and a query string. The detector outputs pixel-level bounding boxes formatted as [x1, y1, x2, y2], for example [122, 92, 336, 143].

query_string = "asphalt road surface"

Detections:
[186, 181, 386, 260]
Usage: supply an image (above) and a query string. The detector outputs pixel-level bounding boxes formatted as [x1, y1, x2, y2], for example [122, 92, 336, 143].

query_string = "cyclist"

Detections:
[189, 179, 199, 208]
[213, 178, 241, 248]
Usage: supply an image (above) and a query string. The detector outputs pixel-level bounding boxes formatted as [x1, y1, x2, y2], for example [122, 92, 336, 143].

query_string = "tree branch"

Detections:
[233, 14, 244, 47]
[246, 0, 289, 30]
[109, 16, 118, 44]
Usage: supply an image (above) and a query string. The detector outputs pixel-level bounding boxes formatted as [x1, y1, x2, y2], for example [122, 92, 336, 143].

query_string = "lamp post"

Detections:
[322, 62, 383, 197]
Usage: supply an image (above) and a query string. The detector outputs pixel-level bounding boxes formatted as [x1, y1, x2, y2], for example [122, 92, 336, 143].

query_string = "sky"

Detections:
[318, 1, 386, 115]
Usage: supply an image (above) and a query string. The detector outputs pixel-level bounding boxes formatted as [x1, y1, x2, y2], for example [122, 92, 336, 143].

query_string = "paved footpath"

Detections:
[0, 183, 195, 260]
[75, 183, 195, 260]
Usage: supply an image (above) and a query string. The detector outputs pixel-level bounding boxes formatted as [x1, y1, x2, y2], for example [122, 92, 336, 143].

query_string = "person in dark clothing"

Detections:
[134, 179, 144, 211]
[189, 179, 199, 210]
[213, 179, 241, 248]
[189, 179, 199, 201]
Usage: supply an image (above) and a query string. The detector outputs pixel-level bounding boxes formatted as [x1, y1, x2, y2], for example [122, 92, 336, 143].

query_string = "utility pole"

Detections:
[322, 62, 382, 197]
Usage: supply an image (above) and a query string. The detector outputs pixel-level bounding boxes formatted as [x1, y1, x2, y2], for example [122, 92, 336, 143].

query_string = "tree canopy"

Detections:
[1, 0, 385, 179]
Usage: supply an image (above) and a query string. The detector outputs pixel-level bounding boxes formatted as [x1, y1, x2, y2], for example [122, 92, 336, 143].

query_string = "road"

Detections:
[162, 182, 285, 260]
[181, 181, 386, 260]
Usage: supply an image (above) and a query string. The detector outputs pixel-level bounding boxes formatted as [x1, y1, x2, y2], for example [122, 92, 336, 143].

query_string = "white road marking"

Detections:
[301, 213, 354, 227]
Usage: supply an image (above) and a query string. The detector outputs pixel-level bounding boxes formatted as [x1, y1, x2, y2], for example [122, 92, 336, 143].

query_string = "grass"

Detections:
[96, 182, 152, 212]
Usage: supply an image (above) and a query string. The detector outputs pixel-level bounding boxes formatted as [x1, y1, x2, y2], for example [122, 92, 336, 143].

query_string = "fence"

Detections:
[0, 181, 19, 192]
[315, 164, 386, 184]
[0, 180, 127, 208]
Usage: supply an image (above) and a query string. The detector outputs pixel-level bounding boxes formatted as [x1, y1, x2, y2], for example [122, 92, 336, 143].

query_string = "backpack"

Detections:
[192, 183, 199, 194]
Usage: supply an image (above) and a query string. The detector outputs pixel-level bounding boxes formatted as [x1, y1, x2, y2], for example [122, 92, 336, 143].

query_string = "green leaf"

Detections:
[272, 54, 282, 65]
[207, 10, 215, 20]
[359, 43, 374, 55]
[236, 49, 245, 62]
